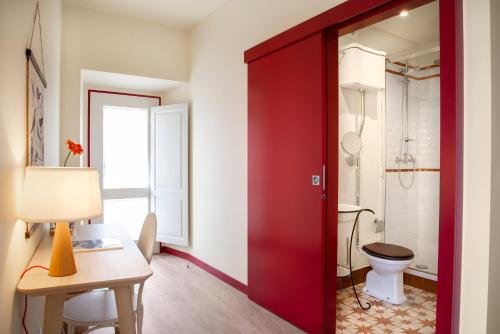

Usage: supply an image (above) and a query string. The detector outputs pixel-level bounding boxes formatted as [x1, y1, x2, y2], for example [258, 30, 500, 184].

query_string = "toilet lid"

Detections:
[362, 242, 414, 261]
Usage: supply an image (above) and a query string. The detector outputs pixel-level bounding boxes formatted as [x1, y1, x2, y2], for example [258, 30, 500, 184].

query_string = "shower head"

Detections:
[399, 60, 422, 82]
[406, 66, 421, 75]
[400, 61, 421, 76]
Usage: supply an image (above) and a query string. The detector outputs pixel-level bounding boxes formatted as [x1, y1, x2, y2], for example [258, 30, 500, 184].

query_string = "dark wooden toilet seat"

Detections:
[362, 242, 415, 261]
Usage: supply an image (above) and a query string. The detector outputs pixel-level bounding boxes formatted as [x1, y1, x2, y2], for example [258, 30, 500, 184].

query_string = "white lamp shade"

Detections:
[20, 167, 103, 222]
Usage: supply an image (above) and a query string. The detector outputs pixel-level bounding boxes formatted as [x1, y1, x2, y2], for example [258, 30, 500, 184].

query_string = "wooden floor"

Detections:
[94, 254, 303, 333]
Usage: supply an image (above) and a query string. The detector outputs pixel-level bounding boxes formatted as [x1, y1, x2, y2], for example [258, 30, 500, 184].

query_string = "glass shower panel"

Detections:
[384, 59, 440, 277]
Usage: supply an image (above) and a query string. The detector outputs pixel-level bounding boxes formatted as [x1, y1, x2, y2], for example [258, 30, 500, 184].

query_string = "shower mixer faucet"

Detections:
[395, 153, 416, 164]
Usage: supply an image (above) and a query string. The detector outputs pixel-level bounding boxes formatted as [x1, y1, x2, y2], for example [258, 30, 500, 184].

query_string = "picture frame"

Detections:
[26, 48, 46, 166]
[25, 49, 47, 238]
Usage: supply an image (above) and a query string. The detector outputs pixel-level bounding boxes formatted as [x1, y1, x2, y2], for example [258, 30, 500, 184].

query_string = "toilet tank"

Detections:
[339, 43, 386, 91]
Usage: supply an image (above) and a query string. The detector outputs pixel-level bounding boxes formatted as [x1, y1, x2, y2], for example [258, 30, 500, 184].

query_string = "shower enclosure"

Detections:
[384, 55, 440, 278]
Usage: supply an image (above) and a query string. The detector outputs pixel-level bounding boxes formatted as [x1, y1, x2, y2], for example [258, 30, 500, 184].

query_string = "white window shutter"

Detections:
[150, 103, 189, 246]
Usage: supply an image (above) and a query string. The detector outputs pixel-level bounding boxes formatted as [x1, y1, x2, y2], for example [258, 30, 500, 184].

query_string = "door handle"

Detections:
[322, 164, 326, 191]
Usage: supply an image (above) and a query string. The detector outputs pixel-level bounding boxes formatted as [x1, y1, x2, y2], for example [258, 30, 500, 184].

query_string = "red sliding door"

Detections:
[248, 32, 327, 334]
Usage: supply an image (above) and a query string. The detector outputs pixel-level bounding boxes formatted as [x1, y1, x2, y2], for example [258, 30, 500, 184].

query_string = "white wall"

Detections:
[0, 0, 62, 332]
[488, 1, 500, 332]
[61, 5, 190, 163]
[185, 0, 345, 284]
[462, 0, 492, 333]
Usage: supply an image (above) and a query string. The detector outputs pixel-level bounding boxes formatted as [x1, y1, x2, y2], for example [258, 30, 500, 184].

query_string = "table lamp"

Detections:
[20, 167, 102, 277]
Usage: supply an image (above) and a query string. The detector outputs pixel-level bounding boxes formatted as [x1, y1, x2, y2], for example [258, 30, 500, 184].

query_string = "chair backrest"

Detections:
[138, 213, 157, 264]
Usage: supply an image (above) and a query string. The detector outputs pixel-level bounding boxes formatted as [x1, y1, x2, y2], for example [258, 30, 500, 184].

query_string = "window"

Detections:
[103, 106, 149, 189]
[88, 90, 189, 245]
[101, 106, 150, 238]
[89, 92, 160, 239]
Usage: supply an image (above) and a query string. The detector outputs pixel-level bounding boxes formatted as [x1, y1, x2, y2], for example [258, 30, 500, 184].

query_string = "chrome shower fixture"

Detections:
[346, 154, 357, 166]
[395, 60, 416, 189]
[395, 152, 416, 164]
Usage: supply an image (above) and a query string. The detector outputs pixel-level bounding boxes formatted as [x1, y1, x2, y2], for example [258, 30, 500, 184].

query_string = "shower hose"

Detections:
[346, 208, 375, 310]
[397, 153, 416, 190]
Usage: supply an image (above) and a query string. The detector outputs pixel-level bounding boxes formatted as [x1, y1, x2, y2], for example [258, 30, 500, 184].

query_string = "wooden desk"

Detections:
[17, 224, 153, 334]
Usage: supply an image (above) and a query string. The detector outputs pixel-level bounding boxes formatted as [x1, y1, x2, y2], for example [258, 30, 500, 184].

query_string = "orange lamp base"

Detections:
[48, 222, 77, 277]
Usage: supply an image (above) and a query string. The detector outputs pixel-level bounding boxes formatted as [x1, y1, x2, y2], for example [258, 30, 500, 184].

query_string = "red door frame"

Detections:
[85, 89, 161, 224]
[86, 89, 161, 167]
[245, 0, 463, 333]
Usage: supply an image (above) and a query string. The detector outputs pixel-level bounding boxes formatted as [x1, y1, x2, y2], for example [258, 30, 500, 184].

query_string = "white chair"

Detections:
[63, 213, 157, 334]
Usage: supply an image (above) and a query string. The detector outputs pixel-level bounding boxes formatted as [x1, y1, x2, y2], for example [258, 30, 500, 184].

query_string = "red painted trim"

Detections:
[436, 0, 463, 333]
[87, 90, 91, 167]
[244, 0, 432, 64]
[86, 89, 161, 224]
[87, 89, 161, 167]
[320, 31, 329, 333]
[244, 0, 390, 63]
[324, 29, 338, 333]
[160, 245, 248, 295]
[88, 89, 163, 102]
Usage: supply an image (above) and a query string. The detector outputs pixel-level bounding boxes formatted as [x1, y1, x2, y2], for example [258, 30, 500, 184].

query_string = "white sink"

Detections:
[338, 203, 362, 223]
[337, 203, 363, 270]
[338, 203, 362, 213]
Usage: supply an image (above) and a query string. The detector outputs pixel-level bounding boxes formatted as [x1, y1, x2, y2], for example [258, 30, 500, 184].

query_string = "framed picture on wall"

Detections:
[27, 49, 46, 167]
[24, 3, 48, 238]
[25, 49, 47, 238]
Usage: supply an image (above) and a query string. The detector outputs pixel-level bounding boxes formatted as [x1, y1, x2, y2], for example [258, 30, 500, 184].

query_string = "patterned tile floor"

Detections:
[336, 284, 436, 334]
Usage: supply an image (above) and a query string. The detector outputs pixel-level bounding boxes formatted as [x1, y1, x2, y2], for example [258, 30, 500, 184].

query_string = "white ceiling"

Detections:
[340, 1, 440, 66]
[372, 1, 440, 65]
[372, 1, 439, 46]
[81, 69, 184, 92]
[64, 0, 228, 28]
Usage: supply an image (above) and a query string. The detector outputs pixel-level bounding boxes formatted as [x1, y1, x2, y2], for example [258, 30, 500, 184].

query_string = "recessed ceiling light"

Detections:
[400, 10, 409, 17]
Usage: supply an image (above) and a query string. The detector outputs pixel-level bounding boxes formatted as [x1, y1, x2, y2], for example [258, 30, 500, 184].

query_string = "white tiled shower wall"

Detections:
[384, 66, 440, 276]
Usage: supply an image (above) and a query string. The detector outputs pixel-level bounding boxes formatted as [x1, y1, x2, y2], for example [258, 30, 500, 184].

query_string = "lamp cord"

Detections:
[20, 266, 50, 334]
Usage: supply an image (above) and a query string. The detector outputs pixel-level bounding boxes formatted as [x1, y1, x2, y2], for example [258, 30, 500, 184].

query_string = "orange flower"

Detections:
[66, 139, 84, 155]
[64, 139, 84, 166]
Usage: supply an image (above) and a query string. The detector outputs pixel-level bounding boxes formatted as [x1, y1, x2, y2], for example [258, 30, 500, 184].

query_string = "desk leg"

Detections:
[43, 294, 65, 334]
[114, 285, 136, 334]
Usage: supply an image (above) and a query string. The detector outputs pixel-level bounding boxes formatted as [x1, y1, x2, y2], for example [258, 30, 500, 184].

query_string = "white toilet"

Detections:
[361, 242, 414, 304]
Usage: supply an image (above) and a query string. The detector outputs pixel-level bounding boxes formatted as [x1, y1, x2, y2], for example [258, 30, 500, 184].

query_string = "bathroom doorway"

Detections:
[327, 0, 462, 332]
[335, 2, 440, 332]
[245, 0, 462, 332]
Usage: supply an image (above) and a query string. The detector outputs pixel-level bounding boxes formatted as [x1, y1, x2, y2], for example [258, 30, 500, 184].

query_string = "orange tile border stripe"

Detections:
[417, 73, 441, 80]
[385, 69, 440, 81]
[393, 61, 440, 71]
[385, 168, 440, 173]
[419, 64, 441, 71]
[386, 68, 419, 80]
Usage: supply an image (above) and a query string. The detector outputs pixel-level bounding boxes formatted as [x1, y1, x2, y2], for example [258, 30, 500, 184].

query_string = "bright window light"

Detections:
[103, 106, 149, 189]
[103, 198, 148, 240]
